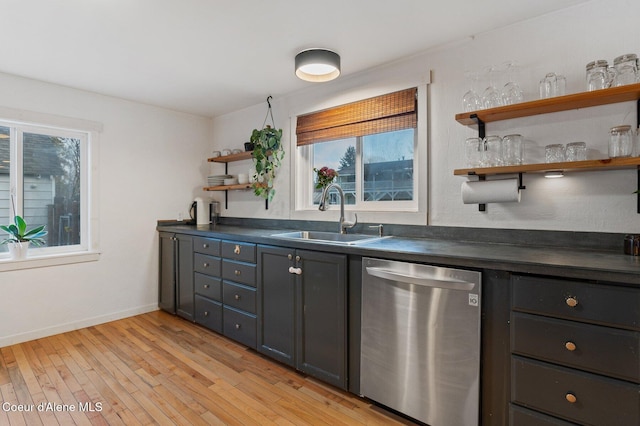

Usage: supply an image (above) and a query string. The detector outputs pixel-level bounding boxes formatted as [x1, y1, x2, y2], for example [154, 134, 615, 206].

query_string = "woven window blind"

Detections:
[296, 87, 417, 146]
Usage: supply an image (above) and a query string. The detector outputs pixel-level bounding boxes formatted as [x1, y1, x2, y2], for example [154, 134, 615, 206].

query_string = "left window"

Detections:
[0, 121, 90, 257]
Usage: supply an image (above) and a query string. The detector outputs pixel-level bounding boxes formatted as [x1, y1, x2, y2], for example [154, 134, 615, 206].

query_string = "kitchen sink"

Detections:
[270, 230, 387, 245]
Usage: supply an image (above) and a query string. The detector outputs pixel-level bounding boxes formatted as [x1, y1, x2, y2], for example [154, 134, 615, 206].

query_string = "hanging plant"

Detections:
[251, 96, 284, 202]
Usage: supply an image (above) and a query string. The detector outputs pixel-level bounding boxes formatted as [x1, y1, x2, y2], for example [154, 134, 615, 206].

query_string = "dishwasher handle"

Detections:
[365, 266, 476, 291]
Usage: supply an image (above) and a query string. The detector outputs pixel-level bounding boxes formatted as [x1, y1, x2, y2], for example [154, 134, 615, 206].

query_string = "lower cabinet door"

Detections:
[257, 245, 296, 367]
[296, 250, 347, 389]
[512, 356, 640, 426]
[223, 306, 256, 349]
[194, 295, 222, 333]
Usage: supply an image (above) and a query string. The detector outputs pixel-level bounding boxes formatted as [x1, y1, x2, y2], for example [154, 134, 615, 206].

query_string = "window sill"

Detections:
[0, 251, 101, 272]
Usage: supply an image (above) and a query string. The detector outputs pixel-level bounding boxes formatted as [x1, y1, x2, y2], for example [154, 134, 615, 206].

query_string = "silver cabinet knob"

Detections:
[203, 284, 210, 289]
[204, 311, 209, 317]
[235, 323, 241, 329]
[203, 243, 209, 248]
[234, 270, 241, 276]
[234, 294, 240, 300]
[203, 262, 209, 268]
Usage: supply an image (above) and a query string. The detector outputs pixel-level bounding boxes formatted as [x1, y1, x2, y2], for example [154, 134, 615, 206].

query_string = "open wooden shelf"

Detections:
[208, 151, 253, 163]
[455, 83, 640, 126]
[203, 183, 253, 191]
[454, 157, 640, 176]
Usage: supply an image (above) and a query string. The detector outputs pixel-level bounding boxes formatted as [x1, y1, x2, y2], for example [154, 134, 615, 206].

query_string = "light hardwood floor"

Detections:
[0, 311, 415, 425]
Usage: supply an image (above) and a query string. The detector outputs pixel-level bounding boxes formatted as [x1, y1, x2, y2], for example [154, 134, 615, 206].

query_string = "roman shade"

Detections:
[296, 87, 417, 146]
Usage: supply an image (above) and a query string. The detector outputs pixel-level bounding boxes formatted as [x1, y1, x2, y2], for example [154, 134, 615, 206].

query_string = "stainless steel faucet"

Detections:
[318, 183, 357, 234]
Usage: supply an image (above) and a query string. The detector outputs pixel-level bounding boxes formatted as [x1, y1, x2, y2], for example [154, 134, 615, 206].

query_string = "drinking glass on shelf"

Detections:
[609, 125, 633, 158]
[502, 134, 524, 165]
[612, 54, 638, 87]
[482, 67, 503, 109]
[586, 60, 612, 91]
[539, 73, 566, 99]
[501, 61, 524, 105]
[465, 137, 484, 168]
[483, 135, 503, 167]
[462, 71, 483, 112]
[545, 144, 566, 163]
[565, 142, 587, 161]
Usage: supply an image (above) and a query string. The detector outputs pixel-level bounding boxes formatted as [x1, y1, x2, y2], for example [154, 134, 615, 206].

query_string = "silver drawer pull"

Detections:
[234, 294, 240, 300]
[565, 341, 577, 352]
[235, 323, 241, 329]
[203, 262, 209, 268]
[234, 244, 241, 255]
[565, 393, 577, 404]
[565, 297, 578, 308]
[203, 243, 209, 248]
[234, 270, 241, 276]
[204, 311, 209, 317]
[203, 284, 210, 289]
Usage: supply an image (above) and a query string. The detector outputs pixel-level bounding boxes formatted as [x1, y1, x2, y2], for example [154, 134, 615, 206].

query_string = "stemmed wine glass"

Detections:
[501, 61, 524, 105]
[482, 66, 503, 109]
[462, 70, 482, 112]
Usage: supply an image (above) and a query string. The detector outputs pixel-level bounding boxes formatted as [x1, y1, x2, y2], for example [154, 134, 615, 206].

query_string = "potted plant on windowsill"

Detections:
[1, 215, 47, 260]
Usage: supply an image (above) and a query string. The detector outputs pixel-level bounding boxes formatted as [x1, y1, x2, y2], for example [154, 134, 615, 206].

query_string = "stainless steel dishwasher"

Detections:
[360, 257, 482, 426]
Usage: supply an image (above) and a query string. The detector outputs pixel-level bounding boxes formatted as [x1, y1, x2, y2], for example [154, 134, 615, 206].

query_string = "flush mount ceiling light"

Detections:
[295, 49, 341, 82]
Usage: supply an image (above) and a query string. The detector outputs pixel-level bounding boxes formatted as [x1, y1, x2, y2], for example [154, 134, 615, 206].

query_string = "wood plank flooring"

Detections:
[0, 311, 415, 425]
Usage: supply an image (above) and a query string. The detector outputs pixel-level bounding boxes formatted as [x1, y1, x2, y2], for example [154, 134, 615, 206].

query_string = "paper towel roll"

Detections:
[461, 178, 521, 204]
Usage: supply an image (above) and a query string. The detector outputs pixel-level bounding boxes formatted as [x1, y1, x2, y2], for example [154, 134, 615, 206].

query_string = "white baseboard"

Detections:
[0, 304, 159, 348]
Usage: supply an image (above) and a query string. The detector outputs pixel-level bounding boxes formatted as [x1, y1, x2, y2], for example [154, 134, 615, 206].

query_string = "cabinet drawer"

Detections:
[223, 306, 256, 348]
[194, 273, 222, 301]
[511, 356, 640, 426]
[512, 312, 640, 383]
[193, 237, 220, 256]
[512, 275, 640, 330]
[194, 295, 222, 334]
[223, 281, 256, 314]
[221, 241, 256, 263]
[222, 259, 256, 287]
[193, 253, 221, 276]
[510, 404, 577, 426]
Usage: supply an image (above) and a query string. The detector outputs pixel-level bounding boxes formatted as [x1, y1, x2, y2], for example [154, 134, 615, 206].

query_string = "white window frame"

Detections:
[293, 84, 428, 220]
[0, 109, 101, 271]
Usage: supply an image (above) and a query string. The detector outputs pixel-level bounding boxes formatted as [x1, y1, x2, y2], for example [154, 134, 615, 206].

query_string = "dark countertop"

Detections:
[157, 223, 640, 286]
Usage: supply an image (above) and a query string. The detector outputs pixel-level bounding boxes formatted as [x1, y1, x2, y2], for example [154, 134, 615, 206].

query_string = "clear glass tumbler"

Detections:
[609, 125, 633, 158]
[483, 135, 503, 167]
[586, 60, 612, 91]
[612, 54, 638, 87]
[545, 144, 566, 163]
[502, 134, 523, 165]
[565, 142, 587, 161]
[539, 73, 566, 98]
[465, 137, 484, 168]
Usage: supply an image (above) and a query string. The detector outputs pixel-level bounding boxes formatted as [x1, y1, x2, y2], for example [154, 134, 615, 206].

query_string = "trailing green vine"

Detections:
[251, 97, 284, 202]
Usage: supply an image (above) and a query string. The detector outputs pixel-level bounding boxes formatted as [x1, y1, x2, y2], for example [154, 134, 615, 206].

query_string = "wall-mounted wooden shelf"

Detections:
[205, 150, 267, 209]
[203, 183, 253, 191]
[455, 83, 640, 126]
[454, 157, 640, 176]
[208, 151, 253, 163]
[455, 83, 640, 213]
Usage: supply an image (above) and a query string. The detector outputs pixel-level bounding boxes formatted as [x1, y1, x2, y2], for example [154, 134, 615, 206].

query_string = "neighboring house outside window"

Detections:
[0, 121, 90, 258]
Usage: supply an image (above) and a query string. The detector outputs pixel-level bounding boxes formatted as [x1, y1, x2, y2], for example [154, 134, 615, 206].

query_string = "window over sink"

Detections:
[295, 87, 420, 212]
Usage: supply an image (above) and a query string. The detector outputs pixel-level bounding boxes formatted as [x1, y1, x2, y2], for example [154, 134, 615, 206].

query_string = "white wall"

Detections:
[0, 72, 211, 346]
[211, 0, 640, 234]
